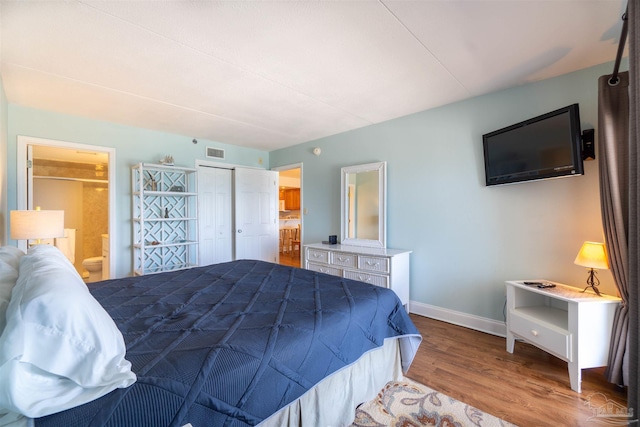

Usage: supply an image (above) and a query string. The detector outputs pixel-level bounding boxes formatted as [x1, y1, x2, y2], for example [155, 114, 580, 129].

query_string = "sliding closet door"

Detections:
[234, 168, 279, 263]
[197, 166, 233, 266]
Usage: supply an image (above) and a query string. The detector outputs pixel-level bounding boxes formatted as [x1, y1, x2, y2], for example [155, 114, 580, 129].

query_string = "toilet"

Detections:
[82, 256, 103, 283]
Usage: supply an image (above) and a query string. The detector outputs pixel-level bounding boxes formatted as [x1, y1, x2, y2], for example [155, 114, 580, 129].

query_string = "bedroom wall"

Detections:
[0, 74, 8, 246]
[0, 3, 5, 246]
[5, 106, 269, 277]
[270, 61, 622, 331]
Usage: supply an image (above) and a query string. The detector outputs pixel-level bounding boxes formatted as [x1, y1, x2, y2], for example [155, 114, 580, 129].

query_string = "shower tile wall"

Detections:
[83, 182, 108, 256]
[34, 159, 108, 272]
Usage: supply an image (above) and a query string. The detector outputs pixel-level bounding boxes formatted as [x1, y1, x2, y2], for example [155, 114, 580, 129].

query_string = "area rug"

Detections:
[350, 378, 518, 427]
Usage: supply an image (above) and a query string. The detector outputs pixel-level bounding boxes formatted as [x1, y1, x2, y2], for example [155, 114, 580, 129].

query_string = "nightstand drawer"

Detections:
[344, 270, 389, 288]
[306, 249, 330, 264]
[331, 252, 356, 268]
[510, 311, 572, 360]
[307, 262, 342, 277]
[358, 256, 389, 273]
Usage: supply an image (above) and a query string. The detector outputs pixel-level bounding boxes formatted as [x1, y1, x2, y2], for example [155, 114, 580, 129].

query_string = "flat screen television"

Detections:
[482, 104, 584, 186]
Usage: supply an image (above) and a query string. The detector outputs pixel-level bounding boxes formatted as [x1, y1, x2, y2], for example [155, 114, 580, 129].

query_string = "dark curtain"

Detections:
[598, 70, 630, 387]
[598, 5, 640, 420]
[628, 0, 639, 422]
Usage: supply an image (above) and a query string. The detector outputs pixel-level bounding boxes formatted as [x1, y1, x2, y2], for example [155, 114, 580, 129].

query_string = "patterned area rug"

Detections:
[351, 378, 518, 427]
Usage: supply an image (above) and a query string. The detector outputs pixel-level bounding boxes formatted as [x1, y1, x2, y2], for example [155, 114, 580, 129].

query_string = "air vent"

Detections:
[206, 147, 225, 159]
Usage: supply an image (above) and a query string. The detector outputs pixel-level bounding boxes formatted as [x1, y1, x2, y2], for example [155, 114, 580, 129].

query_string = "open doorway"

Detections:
[274, 164, 302, 268]
[17, 136, 116, 281]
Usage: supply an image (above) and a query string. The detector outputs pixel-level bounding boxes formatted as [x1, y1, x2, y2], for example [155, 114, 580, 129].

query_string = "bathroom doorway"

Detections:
[273, 164, 302, 268]
[16, 136, 116, 281]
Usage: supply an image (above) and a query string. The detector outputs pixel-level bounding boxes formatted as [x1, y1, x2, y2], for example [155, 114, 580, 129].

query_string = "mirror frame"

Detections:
[340, 161, 387, 248]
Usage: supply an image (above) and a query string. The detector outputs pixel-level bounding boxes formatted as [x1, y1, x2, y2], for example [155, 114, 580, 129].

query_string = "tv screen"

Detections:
[482, 104, 583, 186]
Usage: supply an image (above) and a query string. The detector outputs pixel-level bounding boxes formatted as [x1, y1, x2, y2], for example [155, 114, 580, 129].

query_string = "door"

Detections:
[234, 168, 279, 262]
[197, 166, 233, 265]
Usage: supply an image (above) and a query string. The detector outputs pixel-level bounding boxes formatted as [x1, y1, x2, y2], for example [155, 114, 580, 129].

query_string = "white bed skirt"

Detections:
[15, 339, 405, 427]
[259, 337, 404, 427]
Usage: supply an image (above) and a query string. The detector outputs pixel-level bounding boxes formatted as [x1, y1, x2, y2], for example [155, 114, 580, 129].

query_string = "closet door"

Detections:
[234, 168, 279, 263]
[197, 166, 233, 266]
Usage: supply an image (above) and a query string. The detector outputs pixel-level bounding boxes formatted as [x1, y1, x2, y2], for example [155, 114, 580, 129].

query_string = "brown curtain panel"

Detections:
[628, 0, 639, 419]
[598, 70, 630, 387]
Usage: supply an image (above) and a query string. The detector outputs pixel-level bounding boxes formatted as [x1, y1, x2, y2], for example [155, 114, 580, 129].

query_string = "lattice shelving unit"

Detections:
[132, 163, 198, 275]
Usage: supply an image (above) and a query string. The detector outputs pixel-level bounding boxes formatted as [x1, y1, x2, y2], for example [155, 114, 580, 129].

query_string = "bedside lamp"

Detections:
[574, 241, 609, 296]
[10, 207, 64, 246]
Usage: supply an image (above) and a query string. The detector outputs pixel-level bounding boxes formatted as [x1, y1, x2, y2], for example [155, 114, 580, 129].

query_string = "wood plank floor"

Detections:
[278, 252, 301, 268]
[406, 314, 628, 427]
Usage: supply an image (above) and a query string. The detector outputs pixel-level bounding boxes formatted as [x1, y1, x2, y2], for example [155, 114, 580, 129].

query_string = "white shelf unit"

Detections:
[132, 163, 198, 275]
[505, 280, 621, 393]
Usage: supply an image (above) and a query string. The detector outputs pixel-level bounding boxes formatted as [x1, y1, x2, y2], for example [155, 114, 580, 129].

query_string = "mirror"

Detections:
[341, 161, 386, 248]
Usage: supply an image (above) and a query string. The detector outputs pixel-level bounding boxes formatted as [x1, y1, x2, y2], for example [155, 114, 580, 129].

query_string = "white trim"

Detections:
[271, 162, 301, 172]
[409, 300, 507, 337]
[195, 159, 236, 170]
[194, 159, 265, 170]
[16, 136, 116, 279]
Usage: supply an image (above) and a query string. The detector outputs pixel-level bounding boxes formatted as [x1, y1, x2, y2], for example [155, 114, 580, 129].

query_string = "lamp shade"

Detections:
[10, 209, 64, 241]
[574, 241, 609, 270]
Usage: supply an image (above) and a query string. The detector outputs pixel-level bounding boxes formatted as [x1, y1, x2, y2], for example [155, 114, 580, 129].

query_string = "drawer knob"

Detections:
[338, 256, 349, 261]
[366, 261, 379, 266]
[530, 330, 539, 337]
[358, 275, 371, 282]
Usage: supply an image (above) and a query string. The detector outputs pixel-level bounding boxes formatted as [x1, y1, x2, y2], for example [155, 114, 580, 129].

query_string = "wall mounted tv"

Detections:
[482, 104, 584, 186]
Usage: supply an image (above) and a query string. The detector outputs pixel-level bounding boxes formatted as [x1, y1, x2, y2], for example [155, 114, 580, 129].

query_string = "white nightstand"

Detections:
[505, 280, 621, 393]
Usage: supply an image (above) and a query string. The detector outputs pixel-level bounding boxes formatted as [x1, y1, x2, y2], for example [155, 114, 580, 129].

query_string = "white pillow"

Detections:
[0, 247, 24, 271]
[0, 245, 136, 418]
[0, 247, 24, 335]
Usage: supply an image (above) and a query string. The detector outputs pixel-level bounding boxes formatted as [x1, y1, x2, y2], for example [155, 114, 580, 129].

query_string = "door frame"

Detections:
[16, 136, 116, 278]
[272, 162, 303, 264]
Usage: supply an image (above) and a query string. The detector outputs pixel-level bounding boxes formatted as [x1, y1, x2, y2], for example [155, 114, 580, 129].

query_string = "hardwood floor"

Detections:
[278, 252, 301, 268]
[406, 314, 628, 427]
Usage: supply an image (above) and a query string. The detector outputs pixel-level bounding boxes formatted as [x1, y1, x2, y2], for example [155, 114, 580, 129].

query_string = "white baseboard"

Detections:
[409, 300, 507, 338]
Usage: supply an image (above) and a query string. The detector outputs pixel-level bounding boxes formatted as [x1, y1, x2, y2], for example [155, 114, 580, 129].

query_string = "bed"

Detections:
[0, 245, 421, 427]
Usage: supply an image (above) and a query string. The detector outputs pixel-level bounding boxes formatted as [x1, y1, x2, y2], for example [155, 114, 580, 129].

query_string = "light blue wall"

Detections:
[6, 105, 269, 277]
[271, 61, 619, 322]
[1, 60, 622, 323]
[0, 74, 7, 245]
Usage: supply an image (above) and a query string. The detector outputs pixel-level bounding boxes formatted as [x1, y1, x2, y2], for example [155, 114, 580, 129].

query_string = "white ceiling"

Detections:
[0, 1, 627, 152]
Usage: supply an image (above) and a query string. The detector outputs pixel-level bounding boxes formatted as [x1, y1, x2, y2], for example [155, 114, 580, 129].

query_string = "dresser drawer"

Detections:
[509, 310, 572, 360]
[307, 262, 342, 277]
[344, 270, 389, 288]
[331, 252, 357, 268]
[358, 256, 389, 273]
[306, 249, 330, 264]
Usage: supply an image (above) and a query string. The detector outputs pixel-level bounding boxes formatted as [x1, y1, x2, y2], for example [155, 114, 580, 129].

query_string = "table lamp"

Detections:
[10, 207, 64, 246]
[574, 241, 609, 296]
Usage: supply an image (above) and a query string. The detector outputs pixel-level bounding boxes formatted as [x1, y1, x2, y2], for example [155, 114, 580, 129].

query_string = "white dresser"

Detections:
[304, 243, 411, 309]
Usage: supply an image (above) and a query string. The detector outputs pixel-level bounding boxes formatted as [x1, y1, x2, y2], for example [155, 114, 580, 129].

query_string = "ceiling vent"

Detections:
[206, 147, 225, 160]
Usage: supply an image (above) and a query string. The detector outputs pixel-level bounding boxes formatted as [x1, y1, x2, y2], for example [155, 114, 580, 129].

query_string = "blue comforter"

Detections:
[36, 260, 420, 427]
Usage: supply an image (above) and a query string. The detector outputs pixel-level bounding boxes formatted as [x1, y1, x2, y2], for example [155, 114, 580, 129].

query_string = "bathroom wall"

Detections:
[83, 182, 108, 258]
[34, 178, 84, 273]
[33, 159, 108, 274]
